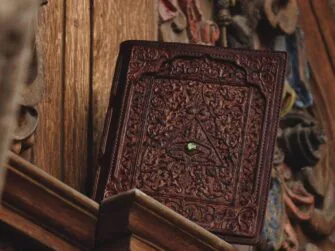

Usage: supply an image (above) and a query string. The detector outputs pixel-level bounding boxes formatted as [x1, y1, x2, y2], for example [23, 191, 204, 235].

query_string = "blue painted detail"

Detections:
[286, 31, 313, 108]
[262, 177, 285, 249]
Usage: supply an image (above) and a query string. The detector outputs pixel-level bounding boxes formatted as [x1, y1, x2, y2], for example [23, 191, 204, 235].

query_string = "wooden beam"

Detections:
[96, 189, 235, 251]
[0, 206, 80, 251]
[1, 152, 99, 250]
[1, 153, 238, 250]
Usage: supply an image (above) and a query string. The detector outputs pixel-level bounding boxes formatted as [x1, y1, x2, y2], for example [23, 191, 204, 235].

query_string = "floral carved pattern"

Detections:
[102, 43, 286, 242]
[136, 79, 250, 205]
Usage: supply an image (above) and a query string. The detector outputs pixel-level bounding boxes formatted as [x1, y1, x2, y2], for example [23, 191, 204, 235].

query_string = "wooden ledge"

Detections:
[96, 189, 235, 251]
[1, 152, 99, 250]
[7, 152, 98, 215]
[1, 153, 236, 250]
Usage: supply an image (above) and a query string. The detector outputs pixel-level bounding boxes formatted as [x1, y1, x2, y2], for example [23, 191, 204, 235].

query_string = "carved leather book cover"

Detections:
[94, 40, 286, 244]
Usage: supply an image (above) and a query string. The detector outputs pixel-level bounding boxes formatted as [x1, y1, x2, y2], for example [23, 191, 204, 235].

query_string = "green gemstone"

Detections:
[187, 142, 197, 151]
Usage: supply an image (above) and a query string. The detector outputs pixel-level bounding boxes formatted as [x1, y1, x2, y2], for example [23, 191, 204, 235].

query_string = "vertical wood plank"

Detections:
[63, 0, 91, 192]
[91, 0, 157, 194]
[34, 1, 64, 179]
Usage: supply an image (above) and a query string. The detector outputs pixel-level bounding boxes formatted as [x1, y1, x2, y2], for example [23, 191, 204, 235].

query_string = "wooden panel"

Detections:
[34, 1, 64, 179]
[91, 0, 157, 195]
[33, 0, 157, 193]
[63, 0, 91, 192]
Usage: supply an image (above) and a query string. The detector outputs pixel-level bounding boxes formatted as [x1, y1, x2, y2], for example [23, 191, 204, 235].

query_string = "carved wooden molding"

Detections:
[1, 152, 99, 250]
[96, 189, 235, 251]
[1, 153, 234, 250]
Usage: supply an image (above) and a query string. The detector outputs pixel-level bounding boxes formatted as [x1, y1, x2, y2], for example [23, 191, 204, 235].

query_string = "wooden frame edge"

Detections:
[1, 152, 99, 250]
[97, 189, 236, 251]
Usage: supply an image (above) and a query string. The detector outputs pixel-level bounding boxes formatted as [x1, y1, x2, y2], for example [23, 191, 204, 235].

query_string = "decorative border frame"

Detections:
[95, 40, 286, 245]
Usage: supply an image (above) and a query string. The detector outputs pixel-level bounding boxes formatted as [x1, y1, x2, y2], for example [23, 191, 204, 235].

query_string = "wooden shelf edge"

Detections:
[1, 153, 236, 250]
[7, 152, 99, 214]
[97, 189, 236, 251]
[1, 152, 99, 250]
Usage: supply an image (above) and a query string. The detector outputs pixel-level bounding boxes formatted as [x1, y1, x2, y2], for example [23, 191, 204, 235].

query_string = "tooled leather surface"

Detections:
[102, 42, 285, 241]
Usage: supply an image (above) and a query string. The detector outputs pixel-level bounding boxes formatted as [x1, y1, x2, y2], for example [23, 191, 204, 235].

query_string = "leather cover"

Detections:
[94, 40, 287, 244]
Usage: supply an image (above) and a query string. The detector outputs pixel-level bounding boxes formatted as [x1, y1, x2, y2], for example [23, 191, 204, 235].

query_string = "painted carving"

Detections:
[159, 0, 220, 45]
[279, 112, 326, 170]
[159, 0, 189, 43]
[285, 30, 313, 108]
[157, 0, 335, 249]
[215, 0, 235, 47]
[263, 0, 298, 35]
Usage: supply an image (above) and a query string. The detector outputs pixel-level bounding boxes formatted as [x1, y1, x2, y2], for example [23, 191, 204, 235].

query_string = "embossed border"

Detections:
[94, 40, 287, 245]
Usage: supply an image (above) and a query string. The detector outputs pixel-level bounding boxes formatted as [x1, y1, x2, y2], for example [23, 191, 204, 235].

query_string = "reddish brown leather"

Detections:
[94, 40, 287, 245]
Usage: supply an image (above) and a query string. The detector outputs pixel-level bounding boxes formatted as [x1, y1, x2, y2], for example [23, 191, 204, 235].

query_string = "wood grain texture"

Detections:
[91, 0, 157, 195]
[1, 152, 99, 250]
[34, 1, 64, 179]
[62, 0, 91, 192]
[31, 0, 157, 194]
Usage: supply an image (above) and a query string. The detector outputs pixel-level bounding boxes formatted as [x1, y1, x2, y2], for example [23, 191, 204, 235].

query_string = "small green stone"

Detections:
[187, 142, 197, 151]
